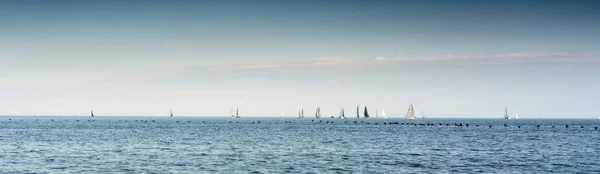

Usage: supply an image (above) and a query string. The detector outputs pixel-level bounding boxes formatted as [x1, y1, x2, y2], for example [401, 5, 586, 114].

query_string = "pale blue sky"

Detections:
[1, 0, 599, 117]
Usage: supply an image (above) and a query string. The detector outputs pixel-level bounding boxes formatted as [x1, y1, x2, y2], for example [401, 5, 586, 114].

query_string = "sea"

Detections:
[0, 116, 599, 173]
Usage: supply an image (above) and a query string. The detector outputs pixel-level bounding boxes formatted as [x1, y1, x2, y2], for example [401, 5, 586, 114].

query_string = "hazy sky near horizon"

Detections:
[1, 0, 599, 118]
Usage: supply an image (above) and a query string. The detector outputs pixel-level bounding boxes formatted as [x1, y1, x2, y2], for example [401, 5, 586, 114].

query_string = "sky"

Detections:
[1, 0, 599, 118]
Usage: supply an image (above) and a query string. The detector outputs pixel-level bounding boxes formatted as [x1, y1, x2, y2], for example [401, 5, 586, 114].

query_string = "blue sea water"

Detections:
[0, 117, 599, 173]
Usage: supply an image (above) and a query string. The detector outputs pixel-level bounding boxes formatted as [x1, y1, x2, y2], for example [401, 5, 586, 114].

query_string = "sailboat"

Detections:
[515, 113, 519, 119]
[381, 108, 388, 119]
[405, 103, 417, 120]
[234, 108, 240, 118]
[90, 110, 94, 117]
[339, 107, 346, 119]
[421, 109, 425, 119]
[363, 106, 370, 118]
[280, 109, 284, 118]
[503, 107, 510, 119]
[375, 108, 379, 118]
[231, 108, 235, 118]
[356, 105, 360, 118]
[315, 107, 321, 118]
[298, 108, 304, 118]
[170, 109, 173, 118]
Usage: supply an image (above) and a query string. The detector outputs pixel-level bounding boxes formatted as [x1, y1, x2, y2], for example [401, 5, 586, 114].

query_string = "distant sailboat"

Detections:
[90, 110, 94, 117]
[421, 109, 425, 119]
[339, 107, 346, 119]
[170, 109, 173, 118]
[231, 108, 235, 118]
[515, 113, 519, 119]
[405, 103, 416, 120]
[298, 108, 304, 118]
[234, 108, 240, 118]
[375, 108, 379, 118]
[280, 109, 284, 118]
[315, 107, 321, 118]
[381, 108, 388, 119]
[503, 107, 510, 119]
[356, 105, 360, 118]
[363, 106, 370, 118]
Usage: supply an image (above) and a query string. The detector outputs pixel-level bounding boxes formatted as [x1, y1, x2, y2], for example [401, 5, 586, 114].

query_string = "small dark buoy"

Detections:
[311, 119, 314, 122]
[188, 121, 191, 123]
[51, 119, 54, 121]
[76, 120, 79, 122]
[384, 122, 387, 125]
[8, 118, 11, 121]
[476, 125, 480, 127]
[517, 126, 520, 128]
[580, 126, 584, 128]
[466, 124, 469, 127]
[504, 123, 507, 127]
[252, 121, 255, 123]
[552, 126, 555, 128]
[565, 125, 568, 128]
[489, 125, 492, 128]
[152, 120, 155, 122]
[536, 125, 540, 128]
[595, 127, 598, 130]
[354, 121, 357, 123]
[439, 123, 442, 126]
[258, 121, 260, 123]
[175, 121, 179, 123]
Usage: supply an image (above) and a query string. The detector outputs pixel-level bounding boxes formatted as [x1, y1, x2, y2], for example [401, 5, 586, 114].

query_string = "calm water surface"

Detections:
[1, 117, 599, 173]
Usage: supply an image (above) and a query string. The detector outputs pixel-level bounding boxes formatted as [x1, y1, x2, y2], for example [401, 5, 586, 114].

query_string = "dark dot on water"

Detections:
[188, 121, 191, 123]
[566, 125, 569, 128]
[580, 126, 584, 128]
[517, 126, 520, 128]
[489, 125, 492, 128]
[504, 124, 507, 127]
[595, 127, 598, 130]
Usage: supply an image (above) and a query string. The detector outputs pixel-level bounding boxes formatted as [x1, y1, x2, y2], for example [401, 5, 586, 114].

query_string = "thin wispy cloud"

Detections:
[191, 58, 357, 71]
[396, 52, 589, 62]
[185, 52, 594, 73]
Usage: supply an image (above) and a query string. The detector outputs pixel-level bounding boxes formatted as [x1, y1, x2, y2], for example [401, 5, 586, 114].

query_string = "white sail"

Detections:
[375, 108, 379, 118]
[339, 107, 346, 119]
[421, 109, 425, 119]
[235, 108, 240, 118]
[515, 113, 519, 119]
[503, 107, 509, 119]
[315, 107, 321, 118]
[280, 109, 284, 118]
[231, 108, 235, 118]
[381, 108, 388, 119]
[405, 103, 416, 120]
[356, 105, 360, 118]
[170, 109, 173, 118]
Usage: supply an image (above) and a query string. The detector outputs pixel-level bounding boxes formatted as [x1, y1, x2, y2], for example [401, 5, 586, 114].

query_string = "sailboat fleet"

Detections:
[84, 104, 533, 120]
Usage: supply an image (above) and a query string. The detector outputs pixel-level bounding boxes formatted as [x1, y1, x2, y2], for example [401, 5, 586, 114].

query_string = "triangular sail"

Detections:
[503, 107, 509, 119]
[381, 108, 388, 119]
[421, 109, 425, 119]
[91, 110, 94, 117]
[405, 103, 416, 120]
[235, 108, 240, 118]
[170, 109, 173, 118]
[280, 109, 284, 118]
[364, 106, 370, 118]
[515, 113, 519, 119]
[375, 108, 379, 118]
